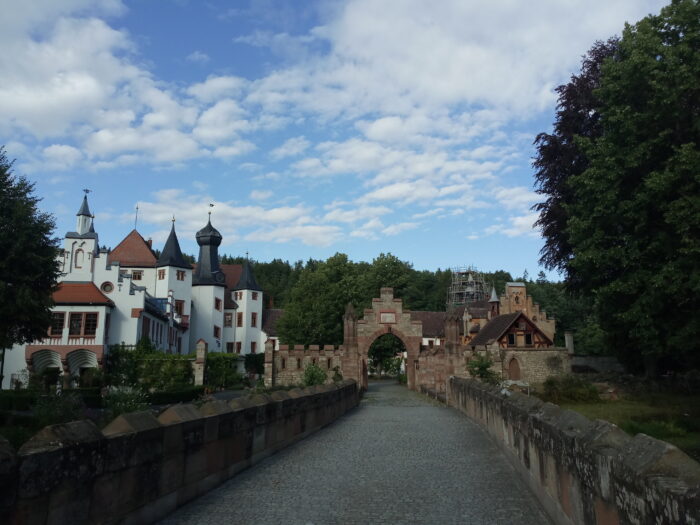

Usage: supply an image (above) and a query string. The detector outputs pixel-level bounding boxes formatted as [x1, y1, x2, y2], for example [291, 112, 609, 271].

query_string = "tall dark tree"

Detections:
[0, 147, 61, 382]
[532, 38, 619, 275]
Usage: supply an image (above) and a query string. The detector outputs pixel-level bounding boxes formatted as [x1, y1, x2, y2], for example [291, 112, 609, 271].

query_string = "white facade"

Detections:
[2, 195, 275, 388]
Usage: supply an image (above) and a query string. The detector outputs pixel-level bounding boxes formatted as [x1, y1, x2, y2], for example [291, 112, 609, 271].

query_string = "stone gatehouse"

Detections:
[264, 287, 570, 393]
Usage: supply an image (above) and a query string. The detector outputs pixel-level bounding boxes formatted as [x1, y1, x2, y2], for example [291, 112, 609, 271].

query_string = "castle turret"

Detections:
[76, 195, 92, 235]
[193, 219, 225, 286]
[157, 223, 190, 269]
[489, 285, 500, 318]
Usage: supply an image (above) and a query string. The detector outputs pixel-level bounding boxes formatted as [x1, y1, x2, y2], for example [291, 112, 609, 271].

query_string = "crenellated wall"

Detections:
[0, 380, 359, 525]
[266, 344, 344, 386]
[448, 377, 700, 525]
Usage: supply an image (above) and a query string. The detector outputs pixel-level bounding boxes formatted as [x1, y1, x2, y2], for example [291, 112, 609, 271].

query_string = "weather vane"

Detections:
[83, 188, 91, 195]
[208, 203, 214, 220]
[172, 215, 176, 224]
[134, 204, 139, 229]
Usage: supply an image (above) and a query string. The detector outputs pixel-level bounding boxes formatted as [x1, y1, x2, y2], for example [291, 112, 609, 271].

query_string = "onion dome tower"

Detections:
[192, 219, 225, 286]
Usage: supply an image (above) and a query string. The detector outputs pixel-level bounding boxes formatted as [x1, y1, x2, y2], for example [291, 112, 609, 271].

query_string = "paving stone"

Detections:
[160, 381, 551, 525]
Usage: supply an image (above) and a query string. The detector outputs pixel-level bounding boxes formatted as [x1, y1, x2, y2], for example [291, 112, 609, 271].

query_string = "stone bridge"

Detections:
[161, 381, 551, 524]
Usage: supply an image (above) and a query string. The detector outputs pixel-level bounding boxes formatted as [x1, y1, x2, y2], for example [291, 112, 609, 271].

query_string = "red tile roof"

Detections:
[108, 230, 157, 268]
[262, 308, 283, 336]
[410, 311, 446, 338]
[53, 283, 114, 306]
[220, 264, 243, 308]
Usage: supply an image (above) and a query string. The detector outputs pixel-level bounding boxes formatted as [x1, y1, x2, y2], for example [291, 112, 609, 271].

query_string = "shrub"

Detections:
[302, 364, 327, 387]
[0, 390, 37, 411]
[244, 353, 265, 376]
[331, 366, 343, 383]
[103, 386, 149, 421]
[32, 393, 85, 428]
[63, 387, 102, 408]
[542, 375, 600, 403]
[206, 354, 243, 389]
[397, 373, 407, 385]
[148, 386, 205, 405]
[467, 354, 500, 385]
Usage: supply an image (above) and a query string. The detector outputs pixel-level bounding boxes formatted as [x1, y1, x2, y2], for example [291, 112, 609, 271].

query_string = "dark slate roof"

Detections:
[157, 224, 190, 269]
[410, 311, 445, 338]
[232, 260, 262, 291]
[469, 312, 521, 347]
[196, 220, 222, 244]
[108, 230, 158, 268]
[262, 308, 283, 336]
[77, 195, 91, 216]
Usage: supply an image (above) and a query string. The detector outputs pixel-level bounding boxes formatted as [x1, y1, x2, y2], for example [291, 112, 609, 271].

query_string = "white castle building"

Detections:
[1, 194, 280, 388]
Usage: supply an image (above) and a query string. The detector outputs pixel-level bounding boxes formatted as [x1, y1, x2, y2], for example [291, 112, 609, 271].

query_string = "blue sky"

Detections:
[1, 0, 666, 277]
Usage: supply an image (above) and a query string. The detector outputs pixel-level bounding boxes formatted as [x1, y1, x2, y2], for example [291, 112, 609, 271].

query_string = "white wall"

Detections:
[190, 285, 225, 353]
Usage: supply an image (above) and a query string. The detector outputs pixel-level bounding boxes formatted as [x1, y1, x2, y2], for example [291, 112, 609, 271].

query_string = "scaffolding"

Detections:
[446, 266, 488, 307]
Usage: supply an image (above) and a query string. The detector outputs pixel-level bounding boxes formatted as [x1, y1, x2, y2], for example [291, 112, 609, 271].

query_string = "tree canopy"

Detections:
[533, 0, 700, 374]
[0, 147, 60, 350]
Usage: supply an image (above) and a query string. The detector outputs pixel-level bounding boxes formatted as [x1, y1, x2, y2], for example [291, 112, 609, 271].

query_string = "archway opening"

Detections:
[508, 358, 521, 380]
[368, 333, 406, 380]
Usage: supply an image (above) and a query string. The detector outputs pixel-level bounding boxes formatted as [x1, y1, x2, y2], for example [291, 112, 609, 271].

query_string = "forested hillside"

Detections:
[217, 253, 598, 351]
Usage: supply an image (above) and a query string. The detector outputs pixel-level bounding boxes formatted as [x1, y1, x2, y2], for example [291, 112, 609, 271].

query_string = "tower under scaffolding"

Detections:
[446, 266, 488, 307]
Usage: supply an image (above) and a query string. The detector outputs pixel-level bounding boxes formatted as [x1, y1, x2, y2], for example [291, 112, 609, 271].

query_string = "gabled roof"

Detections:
[157, 224, 190, 269]
[262, 308, 283, 336]
[232, 260, 262, 291]
[469, 311, 553, 347]
[53, 283, 113, 306]
[108, 230, 158, 268]
[410, 311, 446, 338]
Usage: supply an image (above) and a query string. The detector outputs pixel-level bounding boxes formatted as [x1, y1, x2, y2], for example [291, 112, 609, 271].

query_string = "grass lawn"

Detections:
[559, 394, 700, 462]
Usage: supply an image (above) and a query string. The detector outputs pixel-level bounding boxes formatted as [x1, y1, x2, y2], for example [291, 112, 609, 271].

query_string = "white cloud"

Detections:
[186, 50, 210, 64]
[486, 212, 540, 238]
[246, 224, 342, 246]
[494, 187, 538, 211]
[382, 222, 418, 236]
[323, 205, 391, 223]
[186, 75, 247, 103]
[271, 136, 310, 159]
[250, 190, 273, 201]
[42, 144, 83, 170]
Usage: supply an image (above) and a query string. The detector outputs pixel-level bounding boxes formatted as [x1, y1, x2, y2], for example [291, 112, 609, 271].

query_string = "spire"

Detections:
[88, 216, 95, 233]
[489, 286, 499, 303]
[157, 222, 190, 269]
[77, 194, 91, 217]
[193, 218, 225, 286]
[233, 259, 262, 291]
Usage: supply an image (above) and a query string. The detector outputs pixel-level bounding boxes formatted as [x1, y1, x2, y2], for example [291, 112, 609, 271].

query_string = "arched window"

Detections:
[74, 249, 84, 268]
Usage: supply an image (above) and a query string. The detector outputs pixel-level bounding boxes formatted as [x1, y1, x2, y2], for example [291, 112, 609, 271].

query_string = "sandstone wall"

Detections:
[0, 380, 359, 525]
[448, 377, 700, 525]
[266, 344, 344, 386]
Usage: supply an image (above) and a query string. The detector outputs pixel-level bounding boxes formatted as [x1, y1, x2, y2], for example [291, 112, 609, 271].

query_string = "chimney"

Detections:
[147, 238, 152, 247]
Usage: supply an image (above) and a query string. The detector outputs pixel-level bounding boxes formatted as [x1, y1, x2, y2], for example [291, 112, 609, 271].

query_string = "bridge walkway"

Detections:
[160, 381, 550, 524]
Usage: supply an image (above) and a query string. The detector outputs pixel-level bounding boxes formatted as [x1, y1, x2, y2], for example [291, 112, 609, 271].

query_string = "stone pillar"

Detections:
[565, 331, 574, 354]
[193, 339, 207, 386]
[264, 340, 275, 387]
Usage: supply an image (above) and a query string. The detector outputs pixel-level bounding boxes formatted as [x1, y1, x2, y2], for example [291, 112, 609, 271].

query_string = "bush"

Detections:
[397, 373, 407, 385]
[302, 364, 327, 387]
[331, 366, 343, 383]
[206, 354, 243, 389]
[148, 386, 205, 405]
[103, 386, 149, 421]
[542, 375, 600, 403]
[32, 393, 85, 428]
[63, 387, 102, 408]
[0, 390, 37, 411]
[244, 353, 265, 376]
[467, 354, 500, 385]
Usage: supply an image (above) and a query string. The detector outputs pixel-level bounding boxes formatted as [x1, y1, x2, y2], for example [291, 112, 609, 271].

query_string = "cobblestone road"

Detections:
[160, 381, 551, 524]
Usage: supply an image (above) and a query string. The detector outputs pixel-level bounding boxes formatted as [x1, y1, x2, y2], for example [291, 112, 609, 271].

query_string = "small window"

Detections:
[236, 312, 243, 327]
[251, 312, 257, 327]
[251, 342, 257, 354]
[132, 270, 143, 281]
[297, 358, 301, 369]
[50, 312, 65, 336]
[252, 292, 258, 300]
[281, 358, 286, 370]
[158, 269, 165, 280]
[236, 291, 243, 301]
[508, 333, 516, 346]
[84, 313, 98, 336]
[100, 282, 113, 294]
[525, 333, 533, 346]
[226, 342, 234, 353]
[224, 313, 233, 327]
[236, 342, 242, 353]
[176, 270, 185, 281]
[327, 358, 331, 369]
[214, 325, 221, 339]
[215, 297, 222, 311]
[174, 300, 184, 315]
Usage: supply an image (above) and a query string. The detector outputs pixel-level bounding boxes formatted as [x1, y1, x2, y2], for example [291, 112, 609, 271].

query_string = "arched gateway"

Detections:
[341, 288, 423, 390]
[264, 288, 424, 390]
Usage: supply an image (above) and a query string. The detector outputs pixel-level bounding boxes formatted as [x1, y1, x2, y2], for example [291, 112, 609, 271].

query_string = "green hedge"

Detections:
[148, 386, 204, 405]
[63, 388, 102, 408]
[0, 391, 37, 411]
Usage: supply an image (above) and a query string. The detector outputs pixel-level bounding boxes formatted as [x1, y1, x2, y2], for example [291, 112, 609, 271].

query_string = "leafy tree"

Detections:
[532, 39, 619, 274]
[466, 354, 499, 385]
[0, 147, 61, 383]
[244, 353, 265, 376]
[536, 1, 700, 374]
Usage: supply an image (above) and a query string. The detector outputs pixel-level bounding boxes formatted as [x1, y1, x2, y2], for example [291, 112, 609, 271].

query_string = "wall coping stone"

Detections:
[102, 411, 162, 436]
[158, 404, 202, 425]
[19, 420, 103, 454]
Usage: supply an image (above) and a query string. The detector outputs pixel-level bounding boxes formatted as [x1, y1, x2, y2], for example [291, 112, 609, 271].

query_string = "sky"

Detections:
[0, 0, 667, 278]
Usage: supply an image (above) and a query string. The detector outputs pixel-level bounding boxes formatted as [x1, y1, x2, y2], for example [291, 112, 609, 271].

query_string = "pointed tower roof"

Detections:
[232, 260, 262, 291]
[157, 223, 190, 269]
[489, 286, 499, 303]
[77, 195, 91, 216]
[108, 230, 158, 268]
